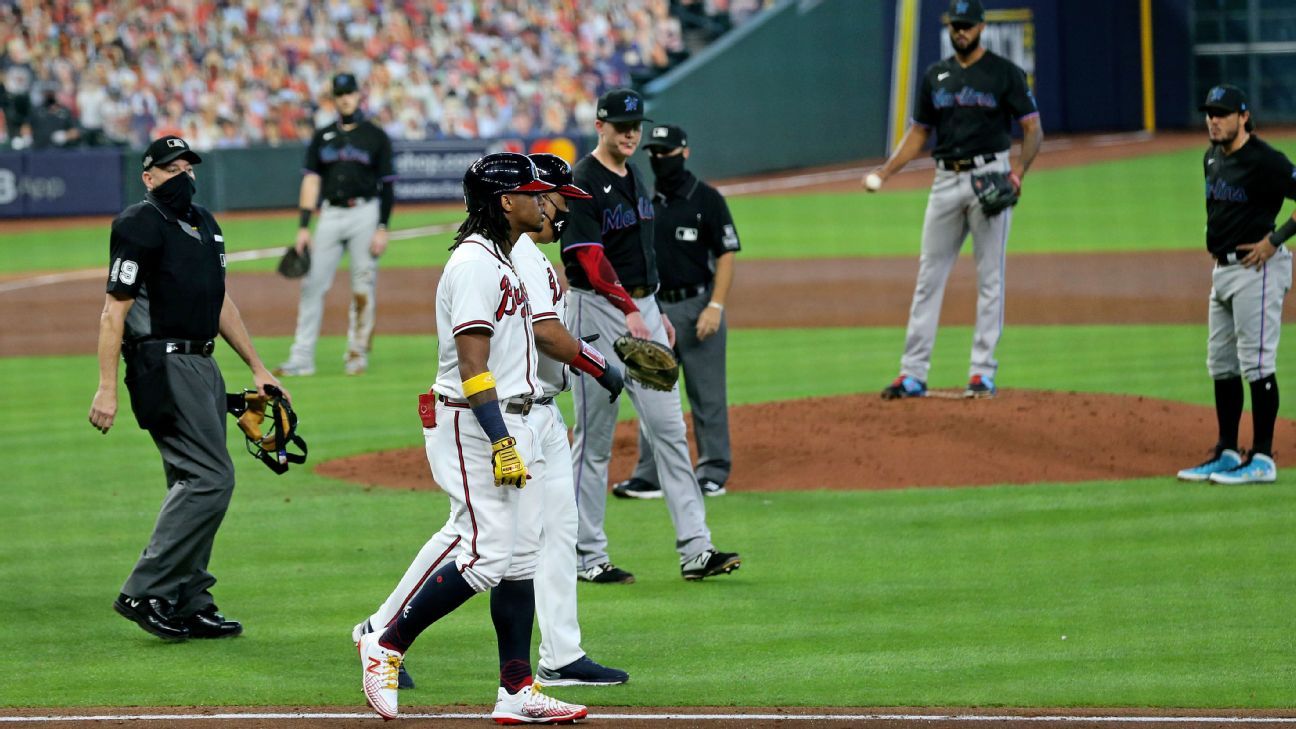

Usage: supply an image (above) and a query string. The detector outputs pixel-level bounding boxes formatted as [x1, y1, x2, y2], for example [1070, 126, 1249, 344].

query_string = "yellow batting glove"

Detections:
[491, 436, 528, 488]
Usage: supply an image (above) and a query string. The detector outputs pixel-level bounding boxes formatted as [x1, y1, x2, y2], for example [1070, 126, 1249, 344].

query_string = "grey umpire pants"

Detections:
[566, 289, 713, 568]
[900, 153, 1013, 382]
[630, 289, 732, 487]
[122, 354, 235, 616]
[286, 198, 380, 368]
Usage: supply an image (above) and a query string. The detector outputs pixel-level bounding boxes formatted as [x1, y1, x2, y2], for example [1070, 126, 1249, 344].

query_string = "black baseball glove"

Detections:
[613, 335, 678, 392]
[277, 247, 310, 279]
[970, 171, 1020, 217]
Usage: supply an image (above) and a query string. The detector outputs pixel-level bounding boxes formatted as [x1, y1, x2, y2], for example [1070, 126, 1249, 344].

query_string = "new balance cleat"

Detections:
[492, 683, 588, 725]
[681, 549, 741, 581]
[358, 631, 403, 720]
[577, 562, 635, 584]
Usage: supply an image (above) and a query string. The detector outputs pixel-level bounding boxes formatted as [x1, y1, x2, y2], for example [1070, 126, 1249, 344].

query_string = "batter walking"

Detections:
[1177, 85, 1296, 485]
[613, 124, 741, 500]
[562, 88, 740, 584]
[356, 153, 586, 723]
[278, 73, 396, 377]
[867, 0, 1043, 399]
[88, 135, 285, 642]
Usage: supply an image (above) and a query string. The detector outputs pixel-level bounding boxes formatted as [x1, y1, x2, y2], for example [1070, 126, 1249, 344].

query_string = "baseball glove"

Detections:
[970, 171, 1020, 216]
[613, 335, 678, 391]
[277, 247, 310, 279]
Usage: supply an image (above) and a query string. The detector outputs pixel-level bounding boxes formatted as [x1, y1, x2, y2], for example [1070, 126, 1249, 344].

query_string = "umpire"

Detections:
[89, 135, 286, 641]
[277, 72, 396, 377]
[613, 124, 740, 499]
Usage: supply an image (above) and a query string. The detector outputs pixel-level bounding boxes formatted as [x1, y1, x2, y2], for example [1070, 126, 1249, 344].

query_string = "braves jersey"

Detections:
[432, 234, 540, 401]
[561, 155, 657, 291]
[303, 119, 396, 203]
[1204, 135, 1296, 256]
[914, 51, 1038, 160]
[512, 234, 571, 397]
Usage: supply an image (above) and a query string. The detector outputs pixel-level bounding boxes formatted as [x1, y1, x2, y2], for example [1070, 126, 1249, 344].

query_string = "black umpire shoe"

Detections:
[680, 549, 742, 581]
[184, 607, 244, 639]
[611, 478, 662, 499]
[113, 593, 189, 641]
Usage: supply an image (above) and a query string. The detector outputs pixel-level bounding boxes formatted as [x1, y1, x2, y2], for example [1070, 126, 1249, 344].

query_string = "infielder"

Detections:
[277, 73, 395, 377]
[867, 0, 1042, 400]
[562, 88, 740, 583]
[1177, 85, 1296, 485]
[354, 153, 629, 690]
[356, 153, 585, 724]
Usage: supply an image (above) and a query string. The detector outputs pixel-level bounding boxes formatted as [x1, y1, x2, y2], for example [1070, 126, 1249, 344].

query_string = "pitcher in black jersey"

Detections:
[1177, 84, 1296, 485]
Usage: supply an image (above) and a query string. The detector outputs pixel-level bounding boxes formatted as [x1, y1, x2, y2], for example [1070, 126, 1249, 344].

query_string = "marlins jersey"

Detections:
[512, 233, 570, 396]
[433, 234, 540, 401]
[1204, 135, 1296, 256]
[914, 50, 1038, 161]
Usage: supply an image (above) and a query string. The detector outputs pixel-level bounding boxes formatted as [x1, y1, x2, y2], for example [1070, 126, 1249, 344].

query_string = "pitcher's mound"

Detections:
[315, 391, 1283, 492]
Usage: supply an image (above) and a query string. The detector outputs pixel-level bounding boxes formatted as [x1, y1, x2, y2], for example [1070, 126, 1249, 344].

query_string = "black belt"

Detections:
[657, 283, 708, 304]
[439, 395, 535, 416]
[126, 339, 215, 356]
[327, 197, 372, 208]
[1216, 251, 1243, 266]
[937, 153, 998, 172]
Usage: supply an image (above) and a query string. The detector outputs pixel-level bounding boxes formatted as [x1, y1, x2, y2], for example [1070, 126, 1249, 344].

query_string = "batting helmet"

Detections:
[529, 154, 592, 199]
[463, 153, 555, 213]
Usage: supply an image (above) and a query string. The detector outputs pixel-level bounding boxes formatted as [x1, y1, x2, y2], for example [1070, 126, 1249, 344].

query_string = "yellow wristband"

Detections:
[462, 371, 496, 397]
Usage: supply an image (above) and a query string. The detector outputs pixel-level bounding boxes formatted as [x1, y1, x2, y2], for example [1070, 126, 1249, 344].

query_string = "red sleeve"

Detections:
[574, 245, 639, 315]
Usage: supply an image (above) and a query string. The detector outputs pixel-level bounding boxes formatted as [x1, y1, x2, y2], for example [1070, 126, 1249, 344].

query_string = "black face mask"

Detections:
[650, 154, 688, 191]
[340, 110, 361, 125]
[151, 171, 196, 213]
[546, 205, 569, 238]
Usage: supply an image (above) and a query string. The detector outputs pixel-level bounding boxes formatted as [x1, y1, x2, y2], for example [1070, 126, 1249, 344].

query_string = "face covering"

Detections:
[151, 171, 196, 212]
[547, 205, 570, 237]
[650, 154, 688, 191]
[339, 110, 361, 125]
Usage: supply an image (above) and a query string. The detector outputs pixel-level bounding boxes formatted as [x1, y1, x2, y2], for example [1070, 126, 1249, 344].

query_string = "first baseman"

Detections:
[867, 0, 1043, 400]
[1177, 85, 1296, 485]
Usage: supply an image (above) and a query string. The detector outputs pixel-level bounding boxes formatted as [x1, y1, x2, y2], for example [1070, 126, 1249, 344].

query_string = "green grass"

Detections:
[3, 325, 1296, 708]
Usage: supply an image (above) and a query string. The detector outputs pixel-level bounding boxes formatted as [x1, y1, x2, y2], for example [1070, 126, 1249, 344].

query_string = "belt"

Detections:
[535, 396, 555, 406]
[438, 394, 535, 415]
[937, 153, 999, 172]
[126, 339, 215, 356]
[657, 283, 708, 304]
[625, 284, 658, 299]
[327, 197, 372, 208]
[1216, 251, 1243, 266]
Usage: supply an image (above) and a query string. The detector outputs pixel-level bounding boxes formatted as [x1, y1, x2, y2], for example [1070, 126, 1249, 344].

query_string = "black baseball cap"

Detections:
[643, 124, 688, 152]
[141, 135, 201, 171]
[332, 73, 359, 95]
[945, 0, 985, 24]
[596, 88, 651, 123]
[1199, 84, 1249, 114]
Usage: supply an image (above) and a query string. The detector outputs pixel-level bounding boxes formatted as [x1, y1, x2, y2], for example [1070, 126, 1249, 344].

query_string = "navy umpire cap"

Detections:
[463, 152, 556, 213]
[141, 135, 202, 171]
[643, 124, 688, 152]
[945, 0, 985, 23]
[596, 88, 651, 123]
[332, 73, 360, 95]
[529, 153, 592, 199]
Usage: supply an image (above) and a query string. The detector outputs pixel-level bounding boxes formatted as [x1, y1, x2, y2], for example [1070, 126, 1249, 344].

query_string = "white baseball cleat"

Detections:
[358, 630, 402, 720]
[491, 683, 588, 725]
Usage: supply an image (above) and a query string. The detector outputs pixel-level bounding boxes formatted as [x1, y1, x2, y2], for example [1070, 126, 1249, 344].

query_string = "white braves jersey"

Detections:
[512, 233, 570, 397]
[432, 233, 540, 401]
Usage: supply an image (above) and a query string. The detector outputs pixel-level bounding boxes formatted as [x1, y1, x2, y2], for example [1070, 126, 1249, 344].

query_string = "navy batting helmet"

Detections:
[529, 153, 592, 199]
[463, 153, 555, 213]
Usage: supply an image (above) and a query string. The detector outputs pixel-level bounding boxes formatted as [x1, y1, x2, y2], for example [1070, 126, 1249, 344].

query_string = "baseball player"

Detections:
[614, 124, 741, 499]
[356, 153, 586, 724]
[562, 88, 740, 583]
[1177, 85, 1296, 485]
[353, 153, 629, 690]
[88, 135, 285, 641]
[867, 0, 1043, 400]
[277, 72, 396, 377]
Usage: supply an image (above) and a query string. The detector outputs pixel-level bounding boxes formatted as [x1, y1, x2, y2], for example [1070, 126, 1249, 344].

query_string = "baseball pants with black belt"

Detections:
[629, 285, 731, 487]
[285, 198, 380, 369]
[122, 354, 234, 617]
[1208, 247, 1293, 380]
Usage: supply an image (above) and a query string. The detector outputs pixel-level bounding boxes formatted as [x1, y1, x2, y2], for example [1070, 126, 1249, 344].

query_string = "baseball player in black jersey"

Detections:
[868, 0, 1043, 400]
[1177, 85, 1296, 485]
[89, 135, 286, 641]
[612, 123, 741, 499]
[278, 73, 396, 377]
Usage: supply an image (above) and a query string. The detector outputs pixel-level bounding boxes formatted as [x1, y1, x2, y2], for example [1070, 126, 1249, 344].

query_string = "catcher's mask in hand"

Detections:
[226, 384, 308, 474]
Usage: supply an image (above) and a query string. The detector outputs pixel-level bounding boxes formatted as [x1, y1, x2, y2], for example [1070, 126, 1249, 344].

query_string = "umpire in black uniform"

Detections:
[613, 124, 741, 499]
[89, 135, 286, 641]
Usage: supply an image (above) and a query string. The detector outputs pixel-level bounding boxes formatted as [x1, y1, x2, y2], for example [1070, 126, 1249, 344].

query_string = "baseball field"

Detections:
[4, 132, 1296, 727]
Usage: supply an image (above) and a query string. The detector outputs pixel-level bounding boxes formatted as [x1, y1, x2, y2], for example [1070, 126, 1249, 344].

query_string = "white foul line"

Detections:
[0, 222, 457, 295]
[2, 713, 1296, 724]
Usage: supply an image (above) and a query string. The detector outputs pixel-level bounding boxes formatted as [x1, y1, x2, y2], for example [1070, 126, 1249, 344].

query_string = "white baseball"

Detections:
[865, 173, 883, 191]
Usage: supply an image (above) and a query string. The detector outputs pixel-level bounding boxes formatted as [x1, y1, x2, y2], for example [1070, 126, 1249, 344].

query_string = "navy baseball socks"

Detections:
[491, 578, 536, 693]
[379, 562, 476, 653]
